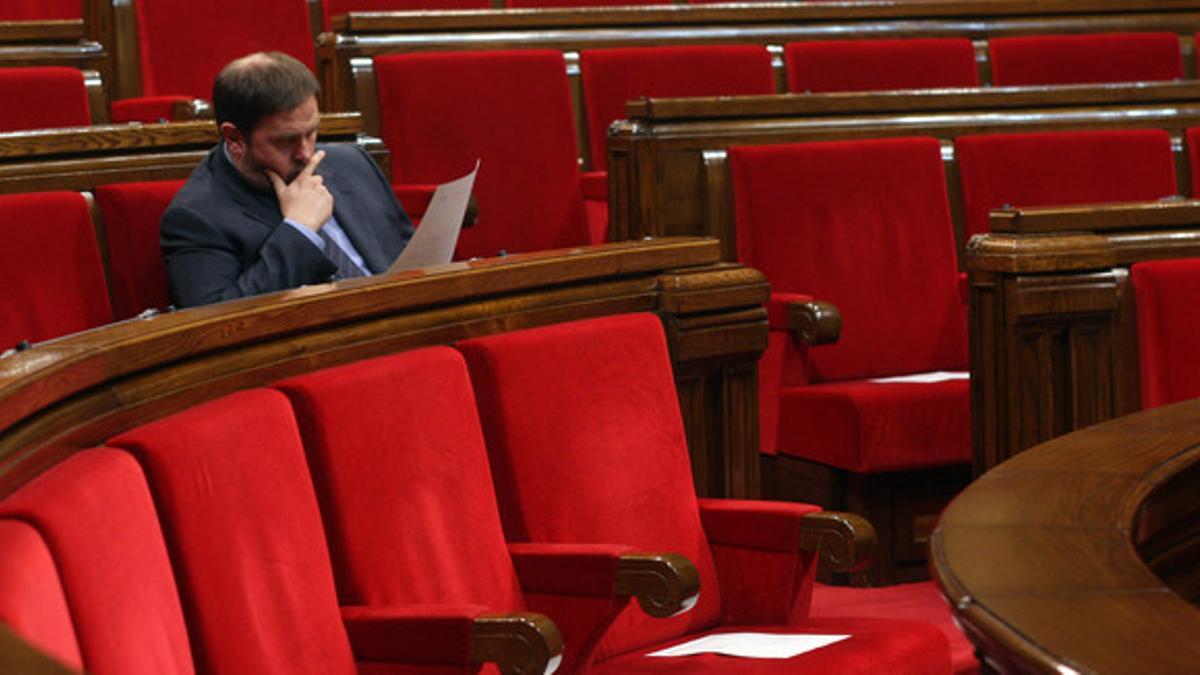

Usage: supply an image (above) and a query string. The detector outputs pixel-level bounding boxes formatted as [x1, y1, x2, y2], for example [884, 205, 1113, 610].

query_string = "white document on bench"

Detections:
[647, 633, 849, 659]
[868, 370, 970, 384]
[387, 159, 479, 273]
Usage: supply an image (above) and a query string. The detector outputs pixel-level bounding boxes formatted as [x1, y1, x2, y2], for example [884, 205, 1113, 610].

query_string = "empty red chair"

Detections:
[0, 67, 90, 132]
[1132, 258, 1200, 408]
[1183, 127, 1200, 195]
[373, 50, 598, 258]
[94, 180, 184, 319]
[110, 388, 560, 673]
[508, 0, 665, 6]
[785, 38, 979, 93]
[321, 0, 490, 31]
[956, 129, 1177, 240]
[0, 0, 79, 20]
[0, 449, 195, 674]
[0, 192, 112, 349]
[989, 32, 1181, 86]
[110, 0, 316, 123]
[0, 521, 82, 672]
[459, 313, 953, 673]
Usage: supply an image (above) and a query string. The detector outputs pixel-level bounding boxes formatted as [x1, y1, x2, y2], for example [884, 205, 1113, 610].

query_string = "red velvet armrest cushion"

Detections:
[699, 498, 823, 551]
[767, 291, 816, 332]
[110, 96, 194, 124]
[508, 542, 635, 596]
[392, 184, 438, 220]
[341, 604, 487, 664]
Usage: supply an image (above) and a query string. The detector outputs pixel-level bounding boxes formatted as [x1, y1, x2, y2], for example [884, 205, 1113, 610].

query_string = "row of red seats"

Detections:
[0, 313, 964, 673]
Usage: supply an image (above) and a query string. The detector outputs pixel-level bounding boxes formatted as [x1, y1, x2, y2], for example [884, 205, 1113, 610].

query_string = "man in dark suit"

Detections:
[161, 51, 414, 308]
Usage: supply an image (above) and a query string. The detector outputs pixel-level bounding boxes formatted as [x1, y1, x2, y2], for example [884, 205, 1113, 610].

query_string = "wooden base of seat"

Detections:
[763, 454, 971, 585]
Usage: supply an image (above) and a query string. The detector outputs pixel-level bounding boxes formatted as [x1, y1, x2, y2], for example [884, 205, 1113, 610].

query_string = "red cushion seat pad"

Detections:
[776, 377, 970, 472]
[0, 449, 194, 675]
[989, 32, 1181, 86]
[0, 520, 83, 670]
[274, 347, 527, 611]
[0, 67, 89, 132]
[785, 38, 978, 93]
[591, 619, 951, 674]
[1131, 258, 1200, 408]
[955, 129, 1177, 239]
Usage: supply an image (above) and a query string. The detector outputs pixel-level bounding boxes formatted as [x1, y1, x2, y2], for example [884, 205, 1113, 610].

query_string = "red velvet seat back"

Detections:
[580, 45, 775, 170]
[989, 32, 1182, 86]
[373, 50, 588, 258]
[0, 191, 112, 348]
[1131, 258, 1200, 408]
[956, 129, 1177, 240]
[785, 38, 979, 93]
[275, 347, 527, 612]
[133, 0, 316, 98]
[109, 390, 356, 675]
[457, 313, 722, 662]
[507, 0, 673, 7]
[322, 0, 490, 30]
[0, 521, 82, 671]
[0, 0, 79, 19]
[0, 449, 194, 675]
[94, 180, 184, 319]
[1185, 127, 1200, 195]
[0, 68, 89, 132]
[731, 137, 965, 382]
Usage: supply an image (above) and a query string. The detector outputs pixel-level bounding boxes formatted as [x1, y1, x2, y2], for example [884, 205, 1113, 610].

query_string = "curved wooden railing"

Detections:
[932, 399, 1200, 673]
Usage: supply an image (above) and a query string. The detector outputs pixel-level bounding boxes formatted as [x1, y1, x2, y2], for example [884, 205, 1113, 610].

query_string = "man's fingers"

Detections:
[297, 149, 326, 179]
[265, 169, 286, 194]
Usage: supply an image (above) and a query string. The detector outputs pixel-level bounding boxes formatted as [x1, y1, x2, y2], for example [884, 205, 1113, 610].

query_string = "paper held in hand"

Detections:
[387, 159, 480, 273]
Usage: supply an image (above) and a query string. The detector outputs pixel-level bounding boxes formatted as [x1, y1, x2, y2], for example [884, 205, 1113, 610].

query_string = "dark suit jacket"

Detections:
[161, 143, 414, 308]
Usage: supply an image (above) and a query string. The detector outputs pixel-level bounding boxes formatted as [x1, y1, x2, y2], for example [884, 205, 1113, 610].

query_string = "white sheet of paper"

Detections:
[387, 159, 479, 273]
[647, 633, 850, 659]
[868, 370, 970, 384]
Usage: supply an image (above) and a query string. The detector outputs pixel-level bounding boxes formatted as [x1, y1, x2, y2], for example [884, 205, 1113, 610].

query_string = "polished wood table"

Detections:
[932, 398, 1200, 673]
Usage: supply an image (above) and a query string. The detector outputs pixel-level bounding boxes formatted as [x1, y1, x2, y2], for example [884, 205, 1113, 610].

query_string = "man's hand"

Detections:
[267, 150, 333, 232]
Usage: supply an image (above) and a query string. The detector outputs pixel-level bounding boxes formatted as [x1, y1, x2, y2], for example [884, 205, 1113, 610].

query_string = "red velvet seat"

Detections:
[458, 313, 953, 673]
[0, 67, 90, 132]
[0, 521, 83, 671]
[989, 32, 1182, 86]
[94, 180, 184, 319]
[730, 138, 968, 472]
[373, 50, 597, 258]
[0, 191, 112, 349]
[785, 39, 979, 93]
[111, 388, 552, 673]
[111, 0, 316, 123]
[507, 0, 667, 6]
[0, 0, 79, 19]
[321, 0, 490, 31]
[1131, 258, 1200, 408]
[1184, 127, 1200, 195]
[955, 129, 1178, 240]
[0, 449, 194, 674]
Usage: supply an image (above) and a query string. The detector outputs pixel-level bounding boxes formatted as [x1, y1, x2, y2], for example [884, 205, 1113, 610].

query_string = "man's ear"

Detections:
[220, 122, 247, 161]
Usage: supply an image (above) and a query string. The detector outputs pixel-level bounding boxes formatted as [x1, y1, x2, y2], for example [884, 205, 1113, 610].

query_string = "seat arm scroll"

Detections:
[798, 511, 876, 574]
[471, 613, 564, 675]
[615, 552, 701, 618]
[788, 299, 841, 345]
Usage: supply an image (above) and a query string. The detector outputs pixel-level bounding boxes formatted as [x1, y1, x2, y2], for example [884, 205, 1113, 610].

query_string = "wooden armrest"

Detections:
[788, 300, 841, 346]
[798, 511, 876, 574]
[0, 625, 77, 675]
[989, 199, 1200, 234]
[471, 613, 563, 675]
[170, 98, 213, 121]
[615, 552, 701, 618]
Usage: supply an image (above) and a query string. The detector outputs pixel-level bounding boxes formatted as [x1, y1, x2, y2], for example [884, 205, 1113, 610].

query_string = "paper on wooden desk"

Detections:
[647, 632, 849, 659]
[387, 159, 479, 273]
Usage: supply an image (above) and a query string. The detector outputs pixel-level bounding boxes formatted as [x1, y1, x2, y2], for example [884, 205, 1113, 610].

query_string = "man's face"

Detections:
[224, 95, 320, 186]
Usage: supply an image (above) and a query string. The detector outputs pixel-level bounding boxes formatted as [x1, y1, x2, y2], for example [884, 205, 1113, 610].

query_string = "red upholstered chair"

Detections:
[785, 39, 979, 93]
[508, 0, 665, 6]
[277, 345, 695, 673]
[0, 0, 79, 20]
[0, 191, 112, 349]
[373, 50, 598, 258]
[955, 129, 1178, 240]
[94, 180, 184, 319]
[988, 32, 1182, 86]
[0, 449, 195, 674]
[458, 313, 954, 674]
[321, 0, 490, 30]
[1131, 258, 1200, 409]
[110, 0, 316, 123]
[0, 521, 82, 672]
[0, 68, 90, 132]
[1184, 127, 1200, 195]
[110, 388, 561, 674]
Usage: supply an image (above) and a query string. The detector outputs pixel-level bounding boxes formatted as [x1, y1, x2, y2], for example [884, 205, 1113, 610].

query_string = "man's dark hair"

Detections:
[213, 52, 321, 138]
